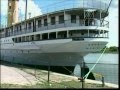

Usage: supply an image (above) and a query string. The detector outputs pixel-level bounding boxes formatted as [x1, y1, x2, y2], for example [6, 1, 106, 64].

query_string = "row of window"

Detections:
[13, 15, 76, 30]
[1, 15, 76, 34]
[37, 15, 76, 27]
[0, 15, 76, 37]
[12, 32, 65, 43]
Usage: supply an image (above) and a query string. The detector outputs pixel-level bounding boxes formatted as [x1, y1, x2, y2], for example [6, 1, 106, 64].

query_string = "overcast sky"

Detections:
[0, 0, 118, 47]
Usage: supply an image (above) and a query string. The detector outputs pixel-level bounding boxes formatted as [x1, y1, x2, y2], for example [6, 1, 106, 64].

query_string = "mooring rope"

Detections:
[83, 46, 107, 79]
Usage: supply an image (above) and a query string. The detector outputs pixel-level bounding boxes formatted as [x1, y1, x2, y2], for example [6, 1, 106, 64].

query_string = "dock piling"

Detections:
[102, 76, 104, 87]
[48, 65, 50, 83]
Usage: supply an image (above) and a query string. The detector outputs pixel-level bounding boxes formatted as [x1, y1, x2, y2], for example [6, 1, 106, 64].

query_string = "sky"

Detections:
[0, 0, 119, 47]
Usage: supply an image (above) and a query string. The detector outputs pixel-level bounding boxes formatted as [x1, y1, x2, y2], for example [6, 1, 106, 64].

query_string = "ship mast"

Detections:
[25, 0, 27, 30]
[25, 0, 27, 20]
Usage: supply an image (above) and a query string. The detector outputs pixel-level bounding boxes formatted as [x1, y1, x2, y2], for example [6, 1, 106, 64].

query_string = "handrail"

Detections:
[0, 19, 109, 38]
[12, 37, 108, 43]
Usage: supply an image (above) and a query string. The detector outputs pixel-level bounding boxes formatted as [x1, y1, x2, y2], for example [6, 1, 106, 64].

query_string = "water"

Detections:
[74, 53, 118, 85]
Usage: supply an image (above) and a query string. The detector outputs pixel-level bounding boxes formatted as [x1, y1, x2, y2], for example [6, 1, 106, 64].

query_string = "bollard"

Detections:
[82, 61, 85, 88]
[82, 78, 84, 89]
[34, 65, 36, 77]
[102, 76, 104, 87]
[79, 61, 85, 88]
[48, 65, 50, 83]
[78, 77, 84, 88]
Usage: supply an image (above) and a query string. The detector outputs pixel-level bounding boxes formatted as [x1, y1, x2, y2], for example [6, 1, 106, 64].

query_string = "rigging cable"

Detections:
[83, 46, 107, 79]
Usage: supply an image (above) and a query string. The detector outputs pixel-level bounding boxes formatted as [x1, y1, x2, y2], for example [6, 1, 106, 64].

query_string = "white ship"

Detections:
[0, 0, 109, 76]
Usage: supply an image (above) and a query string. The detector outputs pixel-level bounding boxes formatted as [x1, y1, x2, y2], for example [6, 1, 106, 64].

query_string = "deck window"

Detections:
[19, 25, 21, 31]
[5, 29, 8, 37]
[18, 37, 21, 42]
[28, 22, 31, 29]
[22, 23, 25, 30]
[51, 17, 55, 25]
[42, 33, 48, 40]
[11, 27, 13, 34]
[71, 15, 76, 23]
[85, 19, 89, 26]
[9, 3, 11, 9]
[15, 38, 17, 42]
[9, 6, 11, 9]
[31, 35, 34, 41]
[38, 20, 41, 27]
[12, 38, 15, 42]
[44, 19, 47, 26]
[59, 15, 64, 24]
[26, 36, 29, 41]
[17, 26, 18, 32]
[81, 32, 84, 35]
[36, 34, 40, 40]
[49, 32, 56, 39]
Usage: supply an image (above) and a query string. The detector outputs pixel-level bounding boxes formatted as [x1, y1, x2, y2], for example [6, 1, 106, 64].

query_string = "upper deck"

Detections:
[0, 0, 109, 39]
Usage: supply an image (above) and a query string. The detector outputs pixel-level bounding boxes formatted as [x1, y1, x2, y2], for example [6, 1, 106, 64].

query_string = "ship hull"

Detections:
[0, 38, 107, 78]
[1, 38, 107, 66]
[1, 52, 85, 66]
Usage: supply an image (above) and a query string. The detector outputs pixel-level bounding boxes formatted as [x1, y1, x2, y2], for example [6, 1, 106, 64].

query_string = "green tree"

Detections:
[109, 46, 118, 52]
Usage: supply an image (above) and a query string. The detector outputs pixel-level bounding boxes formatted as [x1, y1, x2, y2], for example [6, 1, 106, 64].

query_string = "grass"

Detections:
[1, 80, 110, 89]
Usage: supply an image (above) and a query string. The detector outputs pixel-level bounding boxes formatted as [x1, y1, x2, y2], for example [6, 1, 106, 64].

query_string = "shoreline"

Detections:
[91, 52, 118, 54]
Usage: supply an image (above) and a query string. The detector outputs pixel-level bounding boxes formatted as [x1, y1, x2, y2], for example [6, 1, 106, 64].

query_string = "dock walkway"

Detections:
[0, 64, 118, 88]
[1, 65, 38, 85]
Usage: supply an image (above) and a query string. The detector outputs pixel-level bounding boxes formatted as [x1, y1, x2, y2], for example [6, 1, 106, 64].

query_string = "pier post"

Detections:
[81, 61, 85, 88]
[48, 65, 50, 83]
[102, 76, 104, 87]
[78, 61, 85, 88]
[34, 65, 37, 77]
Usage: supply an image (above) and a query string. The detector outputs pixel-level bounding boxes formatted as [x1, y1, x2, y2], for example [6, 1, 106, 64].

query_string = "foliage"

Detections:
[101, 46, 118, 53]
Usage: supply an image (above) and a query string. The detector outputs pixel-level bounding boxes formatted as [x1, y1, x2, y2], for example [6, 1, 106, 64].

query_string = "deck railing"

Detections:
[1, 19, 108, 37]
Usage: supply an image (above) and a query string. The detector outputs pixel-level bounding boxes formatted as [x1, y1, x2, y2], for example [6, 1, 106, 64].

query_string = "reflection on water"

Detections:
[74, 53, 118, 85]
